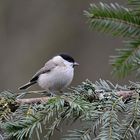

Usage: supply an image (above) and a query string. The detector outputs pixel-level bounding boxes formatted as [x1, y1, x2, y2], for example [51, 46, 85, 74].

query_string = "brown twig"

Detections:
[16, 97, 50, 104]
[15, 90, 137, 104]
[117, 90, 136, 99]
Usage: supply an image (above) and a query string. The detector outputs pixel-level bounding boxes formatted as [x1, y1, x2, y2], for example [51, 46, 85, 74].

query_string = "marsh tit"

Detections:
[19, 54, 79, 92]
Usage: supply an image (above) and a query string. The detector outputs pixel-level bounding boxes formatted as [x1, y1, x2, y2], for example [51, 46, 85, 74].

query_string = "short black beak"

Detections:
[73, 62, 79, 66]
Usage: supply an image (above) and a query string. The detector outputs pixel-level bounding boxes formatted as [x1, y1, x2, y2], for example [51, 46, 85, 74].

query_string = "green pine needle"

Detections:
[85, 2, 140, 78]
[85, 2, 140, 39]
[110, 39, 140, 78]
[1, 80, 140, 140]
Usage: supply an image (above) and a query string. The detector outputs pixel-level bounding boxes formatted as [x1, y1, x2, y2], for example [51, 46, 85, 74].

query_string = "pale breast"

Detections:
[37, 66, 74, 91]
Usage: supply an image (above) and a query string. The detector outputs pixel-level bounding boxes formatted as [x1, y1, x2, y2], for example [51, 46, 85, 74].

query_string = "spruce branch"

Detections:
[62, 129, 92, 140]
[85, 1, 140, 78]
[16, 97, 50, 104]
[1, 80, 140, 140]
[128, 0, 140, 16]
[110, 39, 140, 78]
[85, 2, 140, 39]
[14, 90, 134, 104]
[120, 93, 140, 139]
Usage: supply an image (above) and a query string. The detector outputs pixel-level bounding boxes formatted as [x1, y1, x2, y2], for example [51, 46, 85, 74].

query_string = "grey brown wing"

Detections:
[30, 60, 57, 82]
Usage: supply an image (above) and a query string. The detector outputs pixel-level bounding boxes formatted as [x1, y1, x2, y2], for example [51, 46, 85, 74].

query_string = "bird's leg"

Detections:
[59, 90, 63, 94]
[39, 90, 51, 96]
[49, 90, 56, 97]
[50, 92, 55, 97]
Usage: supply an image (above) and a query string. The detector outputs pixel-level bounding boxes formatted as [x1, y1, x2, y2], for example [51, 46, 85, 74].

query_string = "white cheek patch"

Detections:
[63, 61, 73, 67]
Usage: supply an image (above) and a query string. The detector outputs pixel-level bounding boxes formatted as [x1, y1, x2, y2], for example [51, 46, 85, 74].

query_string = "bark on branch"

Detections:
[16, 97, 50, 104]
[15, 90, 136, 104]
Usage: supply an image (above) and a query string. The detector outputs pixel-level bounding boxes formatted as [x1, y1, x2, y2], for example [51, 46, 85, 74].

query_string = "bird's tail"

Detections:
[19, 81, 36, 90]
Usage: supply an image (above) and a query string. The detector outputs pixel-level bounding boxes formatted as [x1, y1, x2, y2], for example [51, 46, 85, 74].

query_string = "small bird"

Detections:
[19, 54, 79, 93]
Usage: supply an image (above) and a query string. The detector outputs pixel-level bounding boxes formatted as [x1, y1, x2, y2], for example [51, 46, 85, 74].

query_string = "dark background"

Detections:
[0, 0, 136, 139]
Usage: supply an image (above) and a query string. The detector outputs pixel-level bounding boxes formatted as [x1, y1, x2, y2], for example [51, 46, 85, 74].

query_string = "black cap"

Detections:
[59, 54, 75, 63]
